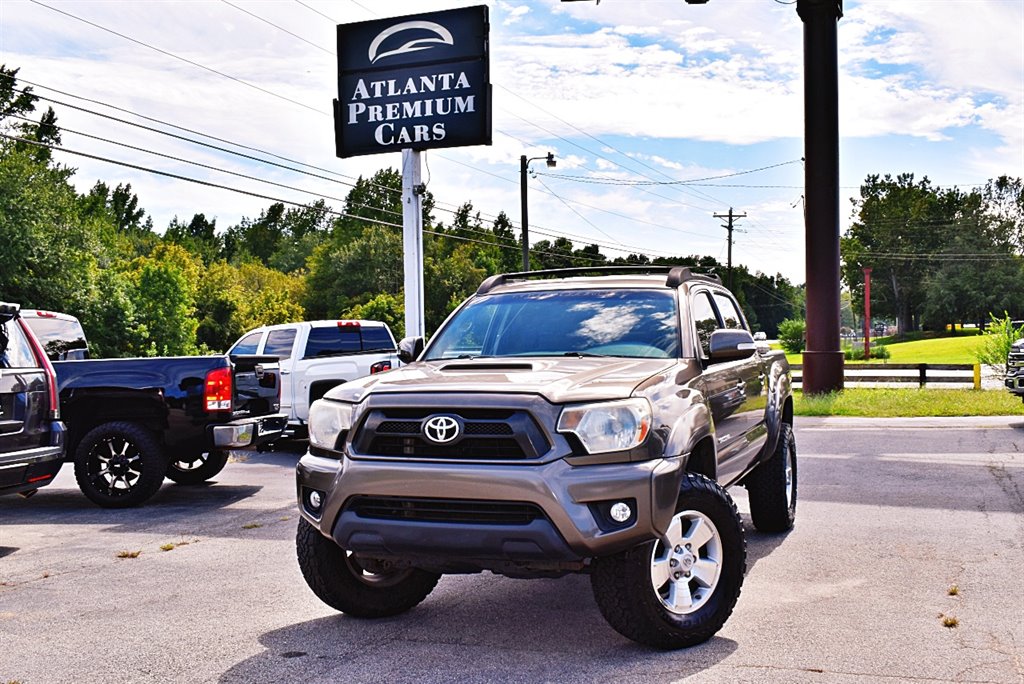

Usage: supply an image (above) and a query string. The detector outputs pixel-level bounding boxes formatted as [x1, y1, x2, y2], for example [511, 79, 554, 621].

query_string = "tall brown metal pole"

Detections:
[798, 0, 844, 394]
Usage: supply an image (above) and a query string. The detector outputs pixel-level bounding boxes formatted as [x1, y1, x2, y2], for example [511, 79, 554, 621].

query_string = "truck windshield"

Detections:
[425, 289, 679, 360]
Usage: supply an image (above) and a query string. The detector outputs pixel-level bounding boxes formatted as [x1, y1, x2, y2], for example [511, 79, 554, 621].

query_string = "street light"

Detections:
[520, 152, 556, 271]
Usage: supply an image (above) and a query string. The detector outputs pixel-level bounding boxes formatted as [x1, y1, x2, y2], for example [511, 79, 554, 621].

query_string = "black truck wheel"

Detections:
[73, 421, 167, 508]
[591, 473, 747, 649]
[745, 422, 797, 533]
[296, 518, 440, 618]
[166, 450, 230, 485]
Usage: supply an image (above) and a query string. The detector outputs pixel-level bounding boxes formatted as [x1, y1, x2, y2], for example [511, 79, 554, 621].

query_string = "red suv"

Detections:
[0, 302, 66, 497]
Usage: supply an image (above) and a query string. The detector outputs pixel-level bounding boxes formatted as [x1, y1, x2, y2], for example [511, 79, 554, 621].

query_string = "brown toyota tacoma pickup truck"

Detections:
[295, 266, 795, 649]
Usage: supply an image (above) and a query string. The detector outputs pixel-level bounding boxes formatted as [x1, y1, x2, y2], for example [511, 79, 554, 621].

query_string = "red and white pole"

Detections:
[863, 267, 872, 360]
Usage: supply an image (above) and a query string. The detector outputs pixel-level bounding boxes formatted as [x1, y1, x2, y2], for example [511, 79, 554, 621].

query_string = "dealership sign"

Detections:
[334, 6, 492, 158]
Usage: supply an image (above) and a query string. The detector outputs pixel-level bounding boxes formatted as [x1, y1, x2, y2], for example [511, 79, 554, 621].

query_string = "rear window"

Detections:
[229, 332, 263, 355]
[264, 329, 297, 360]
[22, 315, 89, 361]
[1, 320, 39, 369]
[303, 325, 395, 358]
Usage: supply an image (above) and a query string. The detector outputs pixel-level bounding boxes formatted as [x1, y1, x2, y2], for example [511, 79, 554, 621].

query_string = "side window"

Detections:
[360, 327, 395, 352]
[713, 293, 745, 331]
[264, 329, 297, 360]
[1, 320, 40, 369]
[229, 332, 262, 355]
[304, 327, 361, 358]
[691, 292, 719, 358]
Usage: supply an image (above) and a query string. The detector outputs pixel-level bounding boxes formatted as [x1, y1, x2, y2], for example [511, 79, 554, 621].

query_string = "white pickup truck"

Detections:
[227, 320, 399, 434]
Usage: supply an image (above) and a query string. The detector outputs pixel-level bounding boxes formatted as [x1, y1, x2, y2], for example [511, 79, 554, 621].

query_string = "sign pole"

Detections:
[402, 149, 425, 338]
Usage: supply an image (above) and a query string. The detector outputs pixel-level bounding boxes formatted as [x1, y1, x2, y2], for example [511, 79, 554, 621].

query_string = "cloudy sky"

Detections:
[2, 0, 1021, 283]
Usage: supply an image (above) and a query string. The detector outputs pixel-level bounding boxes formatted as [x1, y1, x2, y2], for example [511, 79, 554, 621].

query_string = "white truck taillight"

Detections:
[370, 360, 392, 374]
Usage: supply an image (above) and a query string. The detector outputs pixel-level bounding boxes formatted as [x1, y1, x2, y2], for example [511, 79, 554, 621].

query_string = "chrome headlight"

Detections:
[308, 399, 353, 451]
[557, 399, 652, 454]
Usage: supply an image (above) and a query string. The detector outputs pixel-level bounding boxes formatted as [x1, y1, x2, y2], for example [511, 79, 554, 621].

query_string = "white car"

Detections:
[228, 320, 400, 434]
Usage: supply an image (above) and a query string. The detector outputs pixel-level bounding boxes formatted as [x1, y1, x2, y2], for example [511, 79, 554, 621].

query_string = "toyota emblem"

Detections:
[423, 415, 461, 444]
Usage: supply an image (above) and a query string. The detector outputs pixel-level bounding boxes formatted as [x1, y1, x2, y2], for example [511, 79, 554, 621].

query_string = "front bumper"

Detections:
[296, 452, 685, 563]
[212, 413, 287, 448]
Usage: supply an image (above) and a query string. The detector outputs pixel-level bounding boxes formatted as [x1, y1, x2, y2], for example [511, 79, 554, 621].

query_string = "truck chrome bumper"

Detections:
[212, 414, 287, 448]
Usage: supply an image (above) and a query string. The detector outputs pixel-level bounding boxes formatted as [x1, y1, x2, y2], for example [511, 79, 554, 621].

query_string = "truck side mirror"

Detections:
[397, 336, 424, 364]
[709, 329, 756, 362]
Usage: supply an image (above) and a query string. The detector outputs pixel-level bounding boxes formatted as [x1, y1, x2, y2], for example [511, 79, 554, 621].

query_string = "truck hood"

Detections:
[324, 357, 680, 405]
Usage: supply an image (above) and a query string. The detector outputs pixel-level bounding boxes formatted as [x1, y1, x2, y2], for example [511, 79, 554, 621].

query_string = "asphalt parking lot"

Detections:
[2, 417, 1022, 684]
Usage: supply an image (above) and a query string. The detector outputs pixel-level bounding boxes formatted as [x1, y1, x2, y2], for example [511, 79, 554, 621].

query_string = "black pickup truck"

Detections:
[50, 354, 286, 507]
[21, 310, 288, 507]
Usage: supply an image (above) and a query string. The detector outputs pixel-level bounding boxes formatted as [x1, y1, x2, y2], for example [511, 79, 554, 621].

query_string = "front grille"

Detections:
[368, 436, 526, 459]
[353, 408, 550, 460]
[377, 420, 421, 434]
[346, 496, 545, 525]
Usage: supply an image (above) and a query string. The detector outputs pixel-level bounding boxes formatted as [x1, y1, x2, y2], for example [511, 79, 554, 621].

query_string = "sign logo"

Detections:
[368, 21, 454, 64]
[423, 415, 461, 444]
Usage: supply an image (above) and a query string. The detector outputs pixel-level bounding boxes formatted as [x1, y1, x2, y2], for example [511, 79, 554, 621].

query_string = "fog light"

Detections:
[610, 501, 632, 523]
[309, 490, 322, 509]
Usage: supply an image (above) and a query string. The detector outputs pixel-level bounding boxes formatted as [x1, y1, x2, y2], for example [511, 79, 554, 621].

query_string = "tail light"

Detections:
[338, 320, 360, 328]
[19, 319, 60, 419]
[204, 366, 233, 413]
[370, 361, 392, 374]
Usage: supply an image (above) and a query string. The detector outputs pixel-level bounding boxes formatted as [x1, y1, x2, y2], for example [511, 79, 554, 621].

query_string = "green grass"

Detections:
[795, 389, 1024, 417]
[782, 334, 986, 366]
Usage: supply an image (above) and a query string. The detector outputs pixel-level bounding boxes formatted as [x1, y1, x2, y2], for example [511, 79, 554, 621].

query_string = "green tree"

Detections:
[0, 134, 99, 316]
[83, 269, 148, 358]
[303, 225, 404, 318]
[778, 318, 806, 354]
[976, 314, 1024, 379]
[165, 212, 222, 264]
[127, 244, 201, 356]
[345, 293, 405, 339]
[224, 202, 285, 263]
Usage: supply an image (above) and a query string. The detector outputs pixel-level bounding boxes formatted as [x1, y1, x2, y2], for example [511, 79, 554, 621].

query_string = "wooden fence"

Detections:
[791, 363, 981, 389]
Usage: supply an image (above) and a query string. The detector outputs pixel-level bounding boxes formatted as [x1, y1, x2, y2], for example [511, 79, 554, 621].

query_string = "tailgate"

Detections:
[230, 354, 281, 415]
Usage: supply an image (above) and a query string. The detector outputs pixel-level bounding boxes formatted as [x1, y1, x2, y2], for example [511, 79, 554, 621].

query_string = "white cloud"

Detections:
[1, 0, 1019, 284]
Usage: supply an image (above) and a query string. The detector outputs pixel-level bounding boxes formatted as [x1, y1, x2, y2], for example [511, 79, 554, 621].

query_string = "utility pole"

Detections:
[714, 208, 746, 290]
[519, 152, 556, 272]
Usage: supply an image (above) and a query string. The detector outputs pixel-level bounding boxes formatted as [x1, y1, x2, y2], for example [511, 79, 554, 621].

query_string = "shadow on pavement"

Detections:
[0, 482, 272, 538]
[0, 546, 18, 559]
[221, 574, 738, 683]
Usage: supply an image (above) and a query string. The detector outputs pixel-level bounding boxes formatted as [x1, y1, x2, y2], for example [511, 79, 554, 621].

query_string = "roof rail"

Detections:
[475, 266, 721, 295]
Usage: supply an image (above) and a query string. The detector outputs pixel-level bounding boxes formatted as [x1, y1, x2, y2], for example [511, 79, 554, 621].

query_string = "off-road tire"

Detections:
[590, 473, 746, 649]
[165, 450, 230, 485]
[74, 421, 167, 508]
[296, 518, 440, 618]
[745, 422, 797, 533]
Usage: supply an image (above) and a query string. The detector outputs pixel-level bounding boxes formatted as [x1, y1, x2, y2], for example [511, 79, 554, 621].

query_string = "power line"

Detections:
[27, 0, 327, 116]
[221, 0, 333, 55]
[0, 134, 620, 266]
[534, 177, 626, 247]
[12, 82, 677, 257]
[536, 159, 804, 186]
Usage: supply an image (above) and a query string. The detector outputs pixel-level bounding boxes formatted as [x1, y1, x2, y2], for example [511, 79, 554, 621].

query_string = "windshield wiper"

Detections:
[563, 352, 609, 358]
